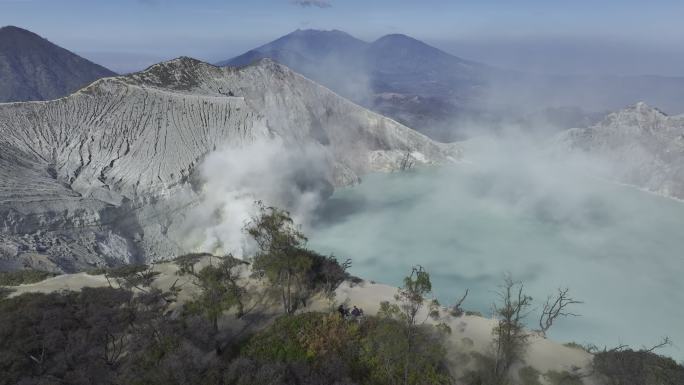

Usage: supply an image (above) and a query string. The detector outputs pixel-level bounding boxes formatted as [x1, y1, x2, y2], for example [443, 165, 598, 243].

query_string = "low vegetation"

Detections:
[239, 310, 451, 385]
[0, 204, 682, 385]
[0, 269, 57, 286]
[591, 344, 684, 385]
[518, 366, 542, 385]
[0, 286, 13, 299]
[246, 203, 350, 315]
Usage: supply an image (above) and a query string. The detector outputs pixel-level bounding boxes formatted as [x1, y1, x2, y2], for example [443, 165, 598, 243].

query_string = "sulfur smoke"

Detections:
[179, 138, 333, 257]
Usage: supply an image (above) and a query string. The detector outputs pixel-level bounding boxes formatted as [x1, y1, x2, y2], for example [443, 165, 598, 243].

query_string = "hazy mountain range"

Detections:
[4, 25, 684, 141]
[221, 29, 684, 141]
[0, 26, 116, 103]
[221, 29, 499, 140]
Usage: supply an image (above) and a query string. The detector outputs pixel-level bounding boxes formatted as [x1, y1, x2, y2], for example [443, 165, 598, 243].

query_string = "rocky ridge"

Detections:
[0, 57, 458, 272]
[553, 102, 684, 199]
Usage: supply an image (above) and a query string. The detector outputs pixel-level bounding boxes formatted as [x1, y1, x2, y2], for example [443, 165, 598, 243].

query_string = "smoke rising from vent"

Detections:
[179, 138, 333, 257]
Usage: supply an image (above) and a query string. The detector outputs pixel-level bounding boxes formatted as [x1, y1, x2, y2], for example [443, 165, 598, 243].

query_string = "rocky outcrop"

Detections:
[0, 57, 458, 272]
[553, 102, 684, 199]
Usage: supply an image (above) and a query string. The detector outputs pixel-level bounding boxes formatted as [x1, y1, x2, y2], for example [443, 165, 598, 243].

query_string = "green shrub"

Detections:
[0, 269, 57, 286]
[462, 352, 505, 385]
[518, 366, 542, 385]
[0, 287, 191, 385]
[593, 349, 684, 385]
[563, 342, 589, 352]
[93, 264, 160, 289]
[544, 370, 583, 385]
[85, 264, 148, 277]
[242, 311, 452, 385]
[85, 267, 108, 275]
[243, 312, 359, 363]
[174, 252, 213, 275]
[0, 287, 14, 300]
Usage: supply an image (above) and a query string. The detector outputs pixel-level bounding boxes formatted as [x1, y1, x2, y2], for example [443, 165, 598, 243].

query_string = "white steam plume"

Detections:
[180, 138, 333, 257]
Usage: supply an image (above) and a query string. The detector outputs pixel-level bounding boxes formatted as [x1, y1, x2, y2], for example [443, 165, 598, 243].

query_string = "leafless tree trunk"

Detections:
[493, 275, 532, 378]
[451, 288, 469, 316]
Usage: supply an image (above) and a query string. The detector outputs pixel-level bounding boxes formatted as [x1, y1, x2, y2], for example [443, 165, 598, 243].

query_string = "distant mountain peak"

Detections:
[601, 102, 669, 124]
[1, 25, 34, 34]
[374, 33, 420, 43]
[0, 25, 50, 48]
[149, 56, 207, 70]
[219, 28, 368, 68]
[273, 28, 367, 48]
[629, 101, 667, 116]
[371, 33, 452, 57]
[0, 26, 116, 103]
[289, 28, 355, 37]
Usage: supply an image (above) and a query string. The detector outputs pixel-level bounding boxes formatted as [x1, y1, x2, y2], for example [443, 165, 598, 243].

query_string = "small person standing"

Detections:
[338, 304, 349, 318]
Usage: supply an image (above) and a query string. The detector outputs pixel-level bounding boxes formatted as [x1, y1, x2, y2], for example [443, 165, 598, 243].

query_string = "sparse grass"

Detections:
[0, 270, 57, 286]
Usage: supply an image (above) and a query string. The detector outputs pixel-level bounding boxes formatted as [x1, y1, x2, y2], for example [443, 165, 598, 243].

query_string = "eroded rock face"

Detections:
[0, 57, 459, 271]
[554, 102, 684, 199]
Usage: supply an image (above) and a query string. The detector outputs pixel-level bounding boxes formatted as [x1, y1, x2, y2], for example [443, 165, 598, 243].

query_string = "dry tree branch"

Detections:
[450, 288, 469, 316]
[538, 287, 582, 337]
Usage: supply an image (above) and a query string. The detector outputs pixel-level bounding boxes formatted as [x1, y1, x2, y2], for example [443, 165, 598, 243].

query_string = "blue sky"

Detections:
[2, 0, 683, 75]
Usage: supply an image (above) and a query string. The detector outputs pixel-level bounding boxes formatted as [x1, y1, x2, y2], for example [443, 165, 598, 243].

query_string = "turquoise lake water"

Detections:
[309, 163, 684, 360]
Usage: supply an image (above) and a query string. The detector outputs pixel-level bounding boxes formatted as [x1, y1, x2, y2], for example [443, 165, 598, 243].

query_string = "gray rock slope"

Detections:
[553, 102, 684, 199]
[0, 26, 116, 103]
[0, 57, 458, 272]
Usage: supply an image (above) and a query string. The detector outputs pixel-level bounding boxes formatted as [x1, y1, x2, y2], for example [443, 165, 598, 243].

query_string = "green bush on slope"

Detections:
[240, 311, 452, 385]
[593, 348, 684, 385]
[0, 269, 57, 286]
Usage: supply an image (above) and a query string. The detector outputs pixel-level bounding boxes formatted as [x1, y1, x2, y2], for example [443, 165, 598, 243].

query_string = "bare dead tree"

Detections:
[450, 288, 469, 317]
[643, 337, 672, 353]
[538, 287, 583, 337]
[493, 275, 533, 378]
